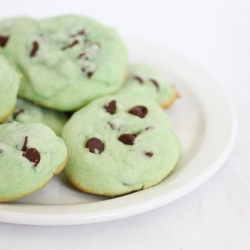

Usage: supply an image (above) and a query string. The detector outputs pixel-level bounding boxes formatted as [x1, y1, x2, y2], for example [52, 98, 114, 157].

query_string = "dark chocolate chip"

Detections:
[128, 106, 148, 118]
[108, 122, 116, 130]
[21, 136, 28, 151]
[62, 40, 79, 50]
[149, 79, 159, 91]
[71, 29, 85, 37]
[77, 30, 85, 35]
[145, 152, 153, 157]
[13, 109, 25, 119]
[23, 148, 41, 167]
[82, 68, 93, 75]
[0, 149, 3, 154]
[30, 41, 39, 57]
[118, 134, 136, 145]
[87, 71, 94, 78]
[77, 52, 86, 59]
[104, 100, 116, 115]
[0, 35, 9, 47]
[134, 76, 143, 84]
[86, 138, 104, 154]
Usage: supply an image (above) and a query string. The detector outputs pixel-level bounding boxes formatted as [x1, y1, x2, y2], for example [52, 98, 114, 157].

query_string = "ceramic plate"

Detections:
[0, 37, 237, 225]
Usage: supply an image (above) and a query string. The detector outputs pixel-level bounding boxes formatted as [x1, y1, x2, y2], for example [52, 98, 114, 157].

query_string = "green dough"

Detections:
[0, 55, 19, 122]
[0, 17, 33, 51]
[117, 63, 178, 108]
[0, 122, 68, 202]
[4, 15, 128, 111]
[5, 98, 68, 136]
[63, 94, 181, 197]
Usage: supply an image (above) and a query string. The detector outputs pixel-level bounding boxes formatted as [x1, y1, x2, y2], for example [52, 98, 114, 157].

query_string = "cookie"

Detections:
[117, 63, 179, 109]
[0, 55, 19, 123]
[4, 15, 128, 111]
[5, 98, 68, 136]
[0, 17, 33, 51]
[0, 122, 68, 202]
[63, 94, 181, 197]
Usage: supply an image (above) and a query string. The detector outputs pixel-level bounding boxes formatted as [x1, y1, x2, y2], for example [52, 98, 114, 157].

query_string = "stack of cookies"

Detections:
[0, 15, 181, 201]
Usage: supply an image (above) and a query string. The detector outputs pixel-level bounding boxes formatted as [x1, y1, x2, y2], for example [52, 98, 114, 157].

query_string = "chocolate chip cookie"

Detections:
[117, 63, 179, 109]
[4, 15, 128, 111]
[63, 94, 181, 196]
[5, 98, 68, 136]
[0, 122, 68, 202]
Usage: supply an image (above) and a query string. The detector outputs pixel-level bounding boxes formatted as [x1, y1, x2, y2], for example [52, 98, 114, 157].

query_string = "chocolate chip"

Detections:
[21, 136, 28, 151]
[71, 29, 85, 37]
[118, 134, 137, 145]
[23, 148, 41, 167]
[108, 122, 116, 130]
[149, 79, 159, 91]
[0, 35, 9, 47]
[134, 76, 143, 84]
[82, 68, 93, 76]
[62, 40, 79, 50]
[13, 109, 25, 119]
[77, 52, 86, 59]
[0, 149, 3, 154]
[145, 152, 153, 157]
[87, 71, 94, 78]
[30, 41, 39, 57]
[104, 100, 116, 115]
[77, 30, 85, 35]
[86, 138, 104, 154]
[128, 106, 148, 118]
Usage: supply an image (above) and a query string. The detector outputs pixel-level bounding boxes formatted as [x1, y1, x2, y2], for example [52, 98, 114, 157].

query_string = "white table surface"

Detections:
[0, 0, 250, 249]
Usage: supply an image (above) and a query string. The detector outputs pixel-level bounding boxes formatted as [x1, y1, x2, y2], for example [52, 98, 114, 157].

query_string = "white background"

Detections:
[1, 0, 250, 249]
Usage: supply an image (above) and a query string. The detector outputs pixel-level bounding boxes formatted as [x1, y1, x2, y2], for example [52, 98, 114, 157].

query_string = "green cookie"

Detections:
[0, 17, 33, 51]
[4, 15, 128, 111]
[5, 98, 68, 136]
[117, 63, 179, 109]
[0, 55, 19, 122]
[63, 94, 181, 197]
[0, 122, 68, 202]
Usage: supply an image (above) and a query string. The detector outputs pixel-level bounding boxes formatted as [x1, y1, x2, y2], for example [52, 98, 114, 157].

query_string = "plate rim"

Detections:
[0, 37, 238, 225]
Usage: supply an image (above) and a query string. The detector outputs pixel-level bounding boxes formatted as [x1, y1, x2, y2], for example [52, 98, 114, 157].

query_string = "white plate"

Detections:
[0, 38, 237, 225]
